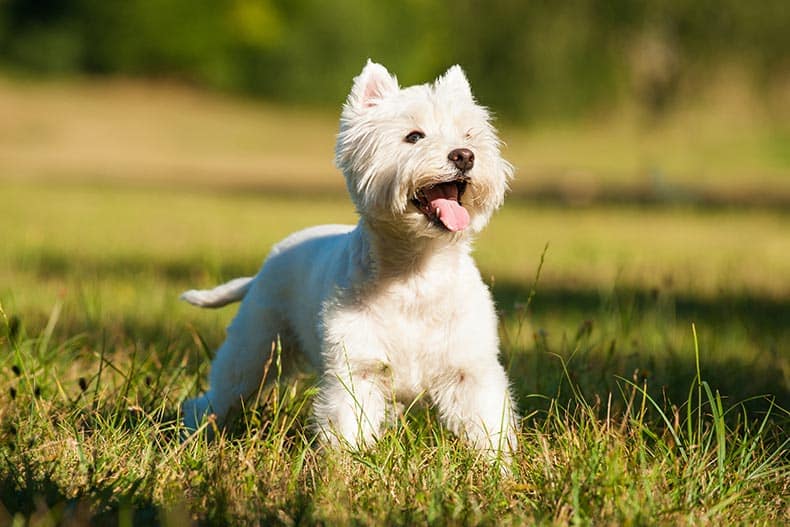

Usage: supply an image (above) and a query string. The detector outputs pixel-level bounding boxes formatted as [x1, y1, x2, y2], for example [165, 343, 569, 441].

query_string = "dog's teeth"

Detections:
[435, 207, 441, 216]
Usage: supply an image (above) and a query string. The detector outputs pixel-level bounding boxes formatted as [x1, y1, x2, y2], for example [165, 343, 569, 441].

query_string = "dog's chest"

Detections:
[369, 273, 467, 395]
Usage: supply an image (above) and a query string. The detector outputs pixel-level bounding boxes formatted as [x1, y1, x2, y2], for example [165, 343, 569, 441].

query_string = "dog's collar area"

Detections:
[411, 178, 470, 232]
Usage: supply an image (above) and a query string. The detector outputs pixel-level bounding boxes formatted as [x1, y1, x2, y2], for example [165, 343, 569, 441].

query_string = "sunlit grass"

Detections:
[1, 77, 788, 524]
[3, 181, 789, 312]
[2, 294, 786, 525]
[1, 178, 788, 524]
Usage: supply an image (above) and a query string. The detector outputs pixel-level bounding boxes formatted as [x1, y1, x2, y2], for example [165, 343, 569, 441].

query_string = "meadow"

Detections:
[1, 78, 788, 525]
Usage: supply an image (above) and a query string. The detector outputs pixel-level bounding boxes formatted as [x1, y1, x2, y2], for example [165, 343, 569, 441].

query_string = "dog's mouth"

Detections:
[410, 177, 471, 232]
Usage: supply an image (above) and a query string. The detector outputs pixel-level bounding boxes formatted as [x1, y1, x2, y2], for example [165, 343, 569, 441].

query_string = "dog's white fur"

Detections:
[181, 61, 517, 458]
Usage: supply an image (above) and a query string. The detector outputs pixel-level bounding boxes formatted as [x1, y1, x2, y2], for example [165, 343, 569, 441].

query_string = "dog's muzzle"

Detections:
[411, 176, 471, 232]
[410, 148, 476, 232]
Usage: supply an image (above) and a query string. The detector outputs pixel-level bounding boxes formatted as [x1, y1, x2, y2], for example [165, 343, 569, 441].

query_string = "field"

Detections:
[1, 78, 788, 525]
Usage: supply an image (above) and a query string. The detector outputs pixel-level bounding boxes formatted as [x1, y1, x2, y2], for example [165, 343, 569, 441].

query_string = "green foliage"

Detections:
[1, 0, 788, 120]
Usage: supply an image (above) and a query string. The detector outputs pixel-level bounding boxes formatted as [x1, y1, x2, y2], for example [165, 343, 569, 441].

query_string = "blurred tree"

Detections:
[0, 0, 786, 120]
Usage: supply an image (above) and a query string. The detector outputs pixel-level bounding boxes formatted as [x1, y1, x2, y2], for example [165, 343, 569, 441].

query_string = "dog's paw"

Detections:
[181, 395, 215, 441]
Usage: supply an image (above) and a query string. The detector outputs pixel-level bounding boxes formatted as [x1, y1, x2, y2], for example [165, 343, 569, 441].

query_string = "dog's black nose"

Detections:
[448, 148, 475, 172]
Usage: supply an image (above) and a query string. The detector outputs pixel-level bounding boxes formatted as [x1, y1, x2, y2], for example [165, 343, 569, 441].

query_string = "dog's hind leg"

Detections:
[182, 278, 285, 434]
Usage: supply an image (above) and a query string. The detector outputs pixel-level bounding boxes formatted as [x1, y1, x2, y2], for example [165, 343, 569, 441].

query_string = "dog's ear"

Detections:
[435, 65, 474, 102]
[348, 60, 399, 110]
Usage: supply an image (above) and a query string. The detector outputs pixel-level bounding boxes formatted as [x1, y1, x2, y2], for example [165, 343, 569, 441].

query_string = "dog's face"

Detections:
[336, 61, 513, 238]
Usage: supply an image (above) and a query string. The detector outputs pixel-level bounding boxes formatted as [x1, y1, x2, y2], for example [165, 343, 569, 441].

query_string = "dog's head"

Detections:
[336, 61, 513, 239]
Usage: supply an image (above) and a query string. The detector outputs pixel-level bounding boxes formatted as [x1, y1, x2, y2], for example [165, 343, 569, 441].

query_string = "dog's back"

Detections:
[180, 224, 357, 309]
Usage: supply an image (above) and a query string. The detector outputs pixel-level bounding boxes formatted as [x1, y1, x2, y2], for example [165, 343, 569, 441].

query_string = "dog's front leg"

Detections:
[430, 361, 518, 462]
[312, 305, 393, 449]
[313, 356, 389, 449]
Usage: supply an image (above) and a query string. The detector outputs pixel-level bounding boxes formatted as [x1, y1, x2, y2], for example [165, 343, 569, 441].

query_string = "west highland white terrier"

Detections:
[181, 60, 517, 459]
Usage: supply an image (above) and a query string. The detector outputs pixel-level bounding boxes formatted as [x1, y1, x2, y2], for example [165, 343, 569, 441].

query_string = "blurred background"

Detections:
[0, 1, 788, 402]
[1, 0, 789, 199]
[2, 0, 789, 117]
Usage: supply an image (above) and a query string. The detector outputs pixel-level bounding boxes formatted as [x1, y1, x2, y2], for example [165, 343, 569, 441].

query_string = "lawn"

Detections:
[0, 78, 788, 525]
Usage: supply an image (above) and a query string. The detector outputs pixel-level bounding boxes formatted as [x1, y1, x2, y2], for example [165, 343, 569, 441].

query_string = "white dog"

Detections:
[181, 61, 517, 458]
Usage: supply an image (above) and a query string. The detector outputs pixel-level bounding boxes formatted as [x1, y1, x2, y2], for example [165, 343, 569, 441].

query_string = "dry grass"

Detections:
[1, 73, 788, 202]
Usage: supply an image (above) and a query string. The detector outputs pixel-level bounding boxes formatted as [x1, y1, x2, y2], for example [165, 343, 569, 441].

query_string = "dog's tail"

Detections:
[180, 276, 254, 308]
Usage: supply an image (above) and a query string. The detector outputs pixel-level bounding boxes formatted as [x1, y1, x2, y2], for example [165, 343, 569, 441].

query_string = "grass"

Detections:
[1, 291, 787, 525]
[1, 73, 789, 202]
[1, 77, 789, 525]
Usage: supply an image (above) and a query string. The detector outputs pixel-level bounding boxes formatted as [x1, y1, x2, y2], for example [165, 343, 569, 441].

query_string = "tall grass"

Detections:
[1, 271, 787, 525]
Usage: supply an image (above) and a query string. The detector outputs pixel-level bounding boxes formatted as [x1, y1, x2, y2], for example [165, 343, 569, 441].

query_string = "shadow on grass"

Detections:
[493, 280, 790, 334]
[0, 465, 160, 526]
[17, 247, 258, 285]
[0, 458, 318, 526]
[492, 279, 790, 417]
[16, 248, 790, 331]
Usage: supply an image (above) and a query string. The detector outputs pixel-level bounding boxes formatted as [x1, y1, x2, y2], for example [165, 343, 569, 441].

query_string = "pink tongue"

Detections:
[424, 183, 471, 232]
[430, 198, 470, 232]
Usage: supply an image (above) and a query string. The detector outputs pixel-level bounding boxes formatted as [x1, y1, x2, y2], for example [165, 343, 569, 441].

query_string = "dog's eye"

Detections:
[405, 131, 425, 144]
